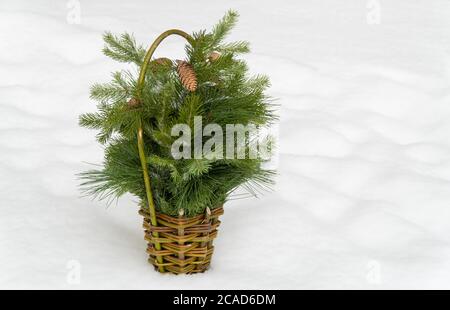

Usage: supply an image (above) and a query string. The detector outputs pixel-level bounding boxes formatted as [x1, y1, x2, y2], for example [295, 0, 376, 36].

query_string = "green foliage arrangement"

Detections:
[79, 10, 276, 217]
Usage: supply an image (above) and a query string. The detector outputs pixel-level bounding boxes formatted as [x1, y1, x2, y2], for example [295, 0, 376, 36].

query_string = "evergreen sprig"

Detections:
[79, 10, 276, 216]
[103, 32, 146, 65]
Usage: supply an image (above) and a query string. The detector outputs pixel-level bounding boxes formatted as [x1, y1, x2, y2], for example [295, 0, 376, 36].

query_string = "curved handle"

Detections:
[137, 29, 193, 97]
[136, 29, 193, 273]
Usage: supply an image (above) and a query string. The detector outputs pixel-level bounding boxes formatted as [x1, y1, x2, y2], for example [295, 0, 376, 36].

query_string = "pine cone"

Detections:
[176, 60, 197, 92]
[149, 57, 173, 73]
[127, 97, 140, 109]
[151, 57, 172, 67]
[207, 51, 221, 62]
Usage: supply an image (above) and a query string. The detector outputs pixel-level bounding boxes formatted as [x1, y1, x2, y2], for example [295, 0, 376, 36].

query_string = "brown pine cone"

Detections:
[207, 51, 221, 62]
[151, 57, 172, 67]
[176, 60, 197, 92]
[127, 97, 140, 109]
[149, 57, 173, 73]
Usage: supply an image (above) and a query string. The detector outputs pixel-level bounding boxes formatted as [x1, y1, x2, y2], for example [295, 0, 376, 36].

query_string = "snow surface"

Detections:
[1, 0, 450, 289]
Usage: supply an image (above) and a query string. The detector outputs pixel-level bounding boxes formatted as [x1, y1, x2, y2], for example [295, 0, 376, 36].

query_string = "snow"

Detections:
[1, 0, 450, 289]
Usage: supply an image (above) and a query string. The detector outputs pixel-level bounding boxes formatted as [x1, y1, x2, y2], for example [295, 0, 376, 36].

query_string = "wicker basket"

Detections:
[139, 206, 224, 274]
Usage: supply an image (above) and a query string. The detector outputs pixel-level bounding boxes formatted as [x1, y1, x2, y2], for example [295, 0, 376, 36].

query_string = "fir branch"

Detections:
[181, 159, 212, 180]
[103, 32, 146, 65]
[147, 154, 181, 182]
[217, 41, 250, 54]
[176, 94, 203, 127]
[89, 71, 134, 103]
[79, 112, 103, 130]
[210, 10, 239, 46]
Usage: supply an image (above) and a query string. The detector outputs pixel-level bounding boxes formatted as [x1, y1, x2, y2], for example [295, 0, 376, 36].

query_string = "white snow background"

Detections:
[1, 0, 450, 289]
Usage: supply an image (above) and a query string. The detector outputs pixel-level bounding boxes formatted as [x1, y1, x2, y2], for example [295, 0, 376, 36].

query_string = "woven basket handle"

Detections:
[136, 29, 193, 273]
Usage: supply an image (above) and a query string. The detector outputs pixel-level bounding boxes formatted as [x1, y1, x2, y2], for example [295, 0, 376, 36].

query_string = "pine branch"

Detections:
[182, 159, 212, 180]
[103, 32, 146, 65]
[210, 10, 239, 46]
[217, 41, 250, 54]
[79, 112, 103, 129]
[176, 94, 203, 127]
[147, 154, 181, 182]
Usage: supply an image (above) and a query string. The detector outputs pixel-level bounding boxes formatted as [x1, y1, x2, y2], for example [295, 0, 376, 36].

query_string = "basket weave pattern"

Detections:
[139, 206, 224, 274]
